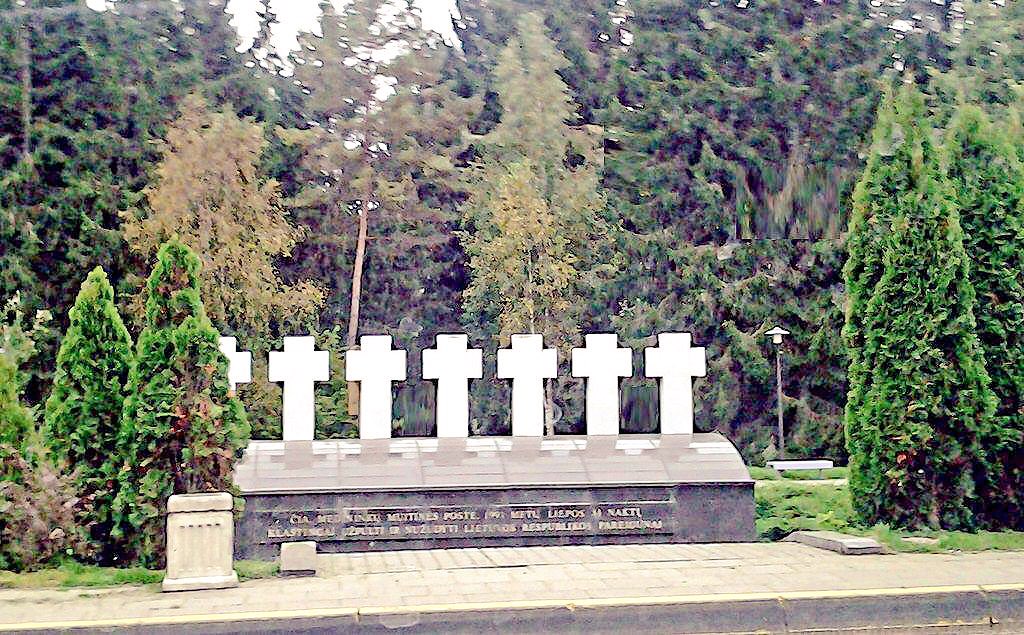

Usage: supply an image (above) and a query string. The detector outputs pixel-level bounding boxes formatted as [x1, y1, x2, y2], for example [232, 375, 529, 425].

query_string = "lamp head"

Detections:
[765, 326, 790, 346]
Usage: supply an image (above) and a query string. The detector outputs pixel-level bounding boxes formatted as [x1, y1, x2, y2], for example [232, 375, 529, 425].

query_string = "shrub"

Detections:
[43, 268, 133, 559]
[0, 293, 51, 483]
[0, 356, 32, 484]
[112, 241, 249, 567]
[0, 444, 94, 572]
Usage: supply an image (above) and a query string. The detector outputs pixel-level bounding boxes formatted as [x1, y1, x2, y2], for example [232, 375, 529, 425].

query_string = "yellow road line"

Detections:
[2, 583, 1022, 632]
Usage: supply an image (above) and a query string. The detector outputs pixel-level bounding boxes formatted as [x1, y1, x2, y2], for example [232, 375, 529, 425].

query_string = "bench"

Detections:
[767, 459, 835, 477]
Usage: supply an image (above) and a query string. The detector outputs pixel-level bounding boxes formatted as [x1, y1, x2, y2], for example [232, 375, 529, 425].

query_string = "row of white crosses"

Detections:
[218, 332, 707, 442]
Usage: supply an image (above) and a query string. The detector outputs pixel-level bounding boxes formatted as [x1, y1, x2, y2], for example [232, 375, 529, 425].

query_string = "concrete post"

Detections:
[162, 492, 239, 592]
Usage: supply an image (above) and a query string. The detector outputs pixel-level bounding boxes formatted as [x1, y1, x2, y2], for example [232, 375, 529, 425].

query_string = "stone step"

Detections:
[785, 530, 883, 555]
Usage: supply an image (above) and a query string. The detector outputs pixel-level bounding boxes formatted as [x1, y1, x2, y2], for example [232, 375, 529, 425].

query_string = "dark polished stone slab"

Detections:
[233, 433, 755, 559]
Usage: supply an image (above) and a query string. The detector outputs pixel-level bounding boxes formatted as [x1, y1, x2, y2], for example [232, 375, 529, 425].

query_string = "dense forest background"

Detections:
[1, 0, 1021, 463]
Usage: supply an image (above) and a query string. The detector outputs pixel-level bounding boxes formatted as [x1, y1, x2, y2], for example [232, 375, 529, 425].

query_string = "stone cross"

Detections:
[345, 335, 407, 440]
[268, 336, 330, 441]
[571, 333, 633, 435]
[422, 334, 483, 438]
[218, 337, 252, 393]
[644, 332, 706, 434]
[497, 334, 558, 437]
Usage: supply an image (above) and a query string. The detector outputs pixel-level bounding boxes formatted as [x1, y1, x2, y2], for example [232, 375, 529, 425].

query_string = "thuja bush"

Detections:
[0, 293, 51, 483]
[0, 355, 32, 484]
[946, 106, 1024, 529]
[844, 85, 996, 530]
[112, 241, 249, 567]
[43, 267, 133, 560]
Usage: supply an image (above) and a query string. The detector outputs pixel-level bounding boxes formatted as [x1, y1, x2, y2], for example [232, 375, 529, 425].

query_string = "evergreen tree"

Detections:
[553, 0, 879, 456]
[42, 267, 132, 557]
[0, 4, 164, 397]
[113, 241, 249, 566]
[0, 354, 31, 484]
[0, 292, 50, 482]
[843, 85, 996, 530]
[945, 106, 1024, 529]
[282, 2, 478, 433]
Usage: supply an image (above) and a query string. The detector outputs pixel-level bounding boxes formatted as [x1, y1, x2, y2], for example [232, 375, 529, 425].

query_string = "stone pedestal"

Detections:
[162, 492, 239, 592]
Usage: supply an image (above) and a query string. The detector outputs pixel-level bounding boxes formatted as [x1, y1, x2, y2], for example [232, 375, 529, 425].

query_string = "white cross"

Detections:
[497, 334, 557, 437]
[644, 332, 706, 434]
[345, 335, 407, 440]
[268, 336, 330, 441]
[571, 333, 633, 435]
[422, 334, 482, 438]
[218, 336, 252, 393]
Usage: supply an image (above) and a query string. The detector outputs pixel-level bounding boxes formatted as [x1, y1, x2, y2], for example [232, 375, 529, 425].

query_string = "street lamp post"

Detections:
[765, 326, 790, 459]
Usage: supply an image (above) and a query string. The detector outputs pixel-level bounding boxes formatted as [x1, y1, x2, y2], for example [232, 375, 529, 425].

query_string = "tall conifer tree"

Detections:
[844, 85, 995, 529]
[43, 267, 132, 557]
[945, 106, 1024, 529]
[113, 241, 249, 566]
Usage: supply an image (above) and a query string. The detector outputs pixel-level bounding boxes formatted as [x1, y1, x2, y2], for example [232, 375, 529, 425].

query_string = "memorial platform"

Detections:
[233, 433, 754, 560]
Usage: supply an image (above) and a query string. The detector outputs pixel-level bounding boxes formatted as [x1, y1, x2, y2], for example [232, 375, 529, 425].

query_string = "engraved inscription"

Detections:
[260, 502, 674, 544]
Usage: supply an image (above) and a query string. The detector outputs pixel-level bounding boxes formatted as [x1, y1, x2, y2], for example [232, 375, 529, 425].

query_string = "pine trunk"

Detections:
[346, 201, 369, 416]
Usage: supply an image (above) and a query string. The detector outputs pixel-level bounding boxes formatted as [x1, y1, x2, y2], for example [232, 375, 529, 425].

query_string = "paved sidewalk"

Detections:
[1, 543, 1022, 633]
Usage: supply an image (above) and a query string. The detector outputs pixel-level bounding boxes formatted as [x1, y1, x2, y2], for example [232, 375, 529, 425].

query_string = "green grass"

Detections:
[864, 526, 1024, 553]
[234, 559, 279, 581]
[0, 562, 163, 589]
[0, 560, 278, 589]
[748, 466, 849, 481]
[755, 480, 858, 540]
[755, 479, 1024, 552]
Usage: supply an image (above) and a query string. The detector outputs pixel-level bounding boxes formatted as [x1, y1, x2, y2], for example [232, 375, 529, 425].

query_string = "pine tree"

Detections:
[844, 85, 996, 530]
[113, 241, 249, 566]
[281, 2, 478, 432]
[945, 106, 1024, 529]
[42, 267, 132, 556]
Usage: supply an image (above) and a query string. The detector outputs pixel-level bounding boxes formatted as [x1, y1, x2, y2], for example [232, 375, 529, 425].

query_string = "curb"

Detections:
[2, 583, 1022, 633]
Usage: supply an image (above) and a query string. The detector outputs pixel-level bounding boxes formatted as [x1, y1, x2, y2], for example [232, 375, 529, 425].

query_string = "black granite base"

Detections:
[233, 434, 755, 560]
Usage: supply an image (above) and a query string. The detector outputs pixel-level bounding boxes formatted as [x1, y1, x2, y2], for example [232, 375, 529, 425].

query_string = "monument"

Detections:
[232, 332, 754, 560]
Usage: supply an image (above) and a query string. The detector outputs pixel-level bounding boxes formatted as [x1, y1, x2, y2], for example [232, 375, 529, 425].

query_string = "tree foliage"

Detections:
[124, 93, 322, 339]
[282, 2, 479, 345]
[945, 106, 1024, 529]
[844, 85, 996, 530]
[463, 159, 579, 341]
[113, 241, 249, 566]
[0, 292, 50, 482]
[42, 267, 132, 557]
[459, 12, 610, 433]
